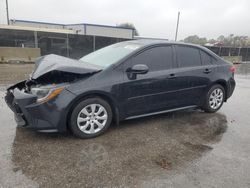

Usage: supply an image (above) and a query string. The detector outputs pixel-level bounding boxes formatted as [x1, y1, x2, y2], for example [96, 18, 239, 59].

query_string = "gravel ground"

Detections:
[0, 63, 250, 187]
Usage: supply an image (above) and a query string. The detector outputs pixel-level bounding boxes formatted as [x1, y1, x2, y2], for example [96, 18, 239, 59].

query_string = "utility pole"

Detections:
[6, 0, 10, 25]
[175, 11, 180, 41]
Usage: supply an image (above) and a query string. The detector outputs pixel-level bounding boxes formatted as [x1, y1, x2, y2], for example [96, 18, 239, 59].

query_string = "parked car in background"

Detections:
[5, 40, 236, 138]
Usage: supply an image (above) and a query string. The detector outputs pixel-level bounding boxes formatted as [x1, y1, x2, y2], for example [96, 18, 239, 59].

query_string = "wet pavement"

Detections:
[0, 64, 250, 187]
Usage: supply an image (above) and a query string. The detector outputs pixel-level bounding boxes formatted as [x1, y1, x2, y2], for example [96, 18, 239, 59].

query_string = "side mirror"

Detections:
[127, 64, 149, 75]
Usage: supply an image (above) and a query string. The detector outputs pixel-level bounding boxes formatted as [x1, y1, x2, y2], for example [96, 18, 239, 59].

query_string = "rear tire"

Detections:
[202, 84, 225, 113]
[70, 97, 112, 139]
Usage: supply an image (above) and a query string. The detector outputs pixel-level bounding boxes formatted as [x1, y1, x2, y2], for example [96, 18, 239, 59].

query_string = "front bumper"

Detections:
[5, 81, 76, 132]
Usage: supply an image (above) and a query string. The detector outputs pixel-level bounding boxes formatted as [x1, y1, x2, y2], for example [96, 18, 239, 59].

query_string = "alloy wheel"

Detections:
[209, 88, 223, 110]
[77, 104, 108, 134]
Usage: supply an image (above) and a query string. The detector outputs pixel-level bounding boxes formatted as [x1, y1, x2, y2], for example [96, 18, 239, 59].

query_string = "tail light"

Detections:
[229, 66, 236, 73]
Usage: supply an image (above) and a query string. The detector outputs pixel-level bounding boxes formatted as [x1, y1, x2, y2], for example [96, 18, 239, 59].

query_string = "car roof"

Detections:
[124, 39, 218, 57]
[125, 39, 206, 49]
[107, 39, 221, 69]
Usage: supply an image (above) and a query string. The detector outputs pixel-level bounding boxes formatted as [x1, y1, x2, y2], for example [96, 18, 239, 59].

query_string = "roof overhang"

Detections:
[0, 20, 134, 39]
[0, 24, 75, 34]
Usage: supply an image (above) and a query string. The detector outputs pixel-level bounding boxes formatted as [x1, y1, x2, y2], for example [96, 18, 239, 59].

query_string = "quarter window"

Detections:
[131, 46, 173, 71]
[176, 46, 201, 67]
[200, 50, 215, 65]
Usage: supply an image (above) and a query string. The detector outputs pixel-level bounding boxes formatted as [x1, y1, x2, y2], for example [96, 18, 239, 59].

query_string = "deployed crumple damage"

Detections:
[7, 54, 102, 92]
[26, 54, 103, 87]
[32, 54, 102, 79]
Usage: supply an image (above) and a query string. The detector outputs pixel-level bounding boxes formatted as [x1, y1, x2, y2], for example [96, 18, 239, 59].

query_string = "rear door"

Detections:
[174, 45, 214, 105]
[199, 49, 218, 96]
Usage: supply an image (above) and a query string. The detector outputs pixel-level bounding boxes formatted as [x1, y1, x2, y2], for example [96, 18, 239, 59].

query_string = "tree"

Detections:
[217, 34, 250, 47]
[183, 34, 250, 47]
[208, 39, 216, 44]
[183, 35, 207, 45]
[117, 23, 139, 36]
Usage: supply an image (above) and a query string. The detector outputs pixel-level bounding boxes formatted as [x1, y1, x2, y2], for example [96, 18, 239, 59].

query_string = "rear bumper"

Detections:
[5, 81, 76, 132]
[226, 77, 236, 99]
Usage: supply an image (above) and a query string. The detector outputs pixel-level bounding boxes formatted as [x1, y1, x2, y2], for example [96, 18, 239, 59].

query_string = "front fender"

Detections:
[65, 90, 120, 126]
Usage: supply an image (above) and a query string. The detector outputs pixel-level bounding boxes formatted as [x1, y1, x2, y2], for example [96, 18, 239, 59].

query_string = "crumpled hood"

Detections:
[31, 54, 102, 79]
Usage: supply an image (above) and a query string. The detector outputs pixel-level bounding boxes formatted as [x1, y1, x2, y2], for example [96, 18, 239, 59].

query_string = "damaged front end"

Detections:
[5, 54, 102, 131]
[5, 80, 30, 127]
[5, 80, 75, 131]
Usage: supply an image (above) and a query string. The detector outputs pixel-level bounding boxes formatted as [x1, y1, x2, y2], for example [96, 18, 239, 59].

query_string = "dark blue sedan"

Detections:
[5, 40, 236, 138]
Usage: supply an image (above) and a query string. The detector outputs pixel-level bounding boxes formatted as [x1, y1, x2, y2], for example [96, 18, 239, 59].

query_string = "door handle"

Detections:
[168, 73, 177, 79]
[203, 68, 212, 74]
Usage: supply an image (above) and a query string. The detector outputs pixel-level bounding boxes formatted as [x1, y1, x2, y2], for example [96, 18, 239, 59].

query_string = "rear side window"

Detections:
[176, 46, 201, 67]
[131, 46, 173, 71]
[200, 50, 215, 65]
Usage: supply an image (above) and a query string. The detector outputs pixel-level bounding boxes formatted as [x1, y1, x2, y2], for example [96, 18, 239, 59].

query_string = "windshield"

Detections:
[79, 42, 142, 68]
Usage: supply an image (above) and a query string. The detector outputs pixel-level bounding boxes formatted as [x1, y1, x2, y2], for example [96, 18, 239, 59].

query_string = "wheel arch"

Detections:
[66, 91, 119, 131]
[212, 80, 228, 101]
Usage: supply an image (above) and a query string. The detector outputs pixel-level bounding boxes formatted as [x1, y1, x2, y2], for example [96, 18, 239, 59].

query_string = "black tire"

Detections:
[70, 97, 112, 139]
[202, 84, 225, 113]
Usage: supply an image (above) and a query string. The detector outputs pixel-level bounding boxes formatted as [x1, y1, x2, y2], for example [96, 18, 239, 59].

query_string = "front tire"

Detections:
[70, 97, 112, 139]
[203, 84, 225, 113]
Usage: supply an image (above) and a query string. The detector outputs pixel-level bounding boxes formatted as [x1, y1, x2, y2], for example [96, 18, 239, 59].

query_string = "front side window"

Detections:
[79, 42, 142, 68]
[131, 46, 173, 71]
[176, 46, 201, 67]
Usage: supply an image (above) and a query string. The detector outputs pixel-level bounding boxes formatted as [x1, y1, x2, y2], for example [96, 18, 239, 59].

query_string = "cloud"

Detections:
[0, 0, 249, 40]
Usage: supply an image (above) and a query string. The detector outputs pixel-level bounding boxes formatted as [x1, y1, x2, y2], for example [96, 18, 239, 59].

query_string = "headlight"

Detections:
[31, 86, 65, 103]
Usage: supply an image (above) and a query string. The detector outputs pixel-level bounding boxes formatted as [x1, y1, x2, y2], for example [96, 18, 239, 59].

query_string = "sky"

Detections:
[0, 0, 250, 40]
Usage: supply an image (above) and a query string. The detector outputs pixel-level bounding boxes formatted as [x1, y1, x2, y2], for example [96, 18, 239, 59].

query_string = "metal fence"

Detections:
[205, 46, 250, 61]
[0, 29, 126, 59]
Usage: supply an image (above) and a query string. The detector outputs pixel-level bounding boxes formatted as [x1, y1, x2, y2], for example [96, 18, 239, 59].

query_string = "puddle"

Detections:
[1, 64, 250, 187]
[8, 111, 228, 187]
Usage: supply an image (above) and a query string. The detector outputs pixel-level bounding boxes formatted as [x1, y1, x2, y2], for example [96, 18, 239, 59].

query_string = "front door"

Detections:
[119, 45, 190, 118]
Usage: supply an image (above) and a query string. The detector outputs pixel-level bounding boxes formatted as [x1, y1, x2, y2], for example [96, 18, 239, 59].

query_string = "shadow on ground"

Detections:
[11, 110, 227, 187]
